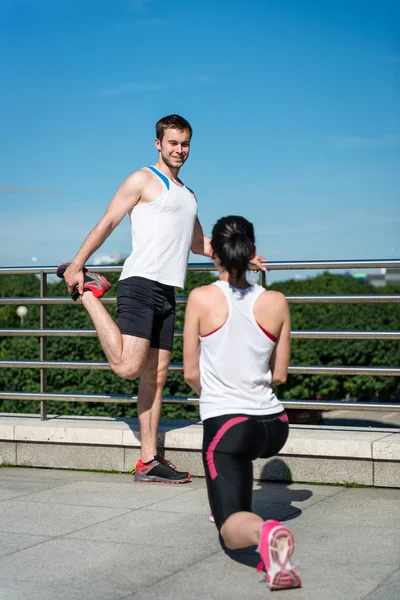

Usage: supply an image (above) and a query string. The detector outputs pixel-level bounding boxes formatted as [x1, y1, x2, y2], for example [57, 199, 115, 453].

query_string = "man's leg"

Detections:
[133, 346, 190, 483]
[137, 347, 171, 462]
[81, 293, 149, 379]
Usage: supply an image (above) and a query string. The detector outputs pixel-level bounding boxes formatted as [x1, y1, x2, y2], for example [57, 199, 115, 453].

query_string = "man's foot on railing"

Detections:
[56, 262, 111, 301]
[133, 455, 191, 484]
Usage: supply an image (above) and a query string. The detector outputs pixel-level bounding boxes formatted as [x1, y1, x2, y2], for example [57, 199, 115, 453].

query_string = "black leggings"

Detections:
[202, 411, 289, 531]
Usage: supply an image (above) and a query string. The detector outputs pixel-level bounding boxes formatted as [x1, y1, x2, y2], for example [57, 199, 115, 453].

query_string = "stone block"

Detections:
[373, 433, 400, 460]
[0, 422, 14, 441]
[16, 442, 125, 472]
[254, 455, 373, 486]
[0, 441, 16, 465]
[373, 460, 400, 488]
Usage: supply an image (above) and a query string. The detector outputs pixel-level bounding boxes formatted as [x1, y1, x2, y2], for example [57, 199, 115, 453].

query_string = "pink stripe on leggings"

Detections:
[206, 416, 249, 480]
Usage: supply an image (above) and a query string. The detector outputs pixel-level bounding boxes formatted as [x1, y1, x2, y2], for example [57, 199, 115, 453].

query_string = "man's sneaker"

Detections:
[133, 455, 191, 484]
[57, 262, 111, 301]
[257, 520, 301, 591]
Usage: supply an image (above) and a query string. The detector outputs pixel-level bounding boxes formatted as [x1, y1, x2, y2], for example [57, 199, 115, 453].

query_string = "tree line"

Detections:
[0, 270, 399, 420]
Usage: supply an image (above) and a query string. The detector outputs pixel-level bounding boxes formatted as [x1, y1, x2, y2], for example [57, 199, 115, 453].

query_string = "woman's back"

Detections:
[198, 281, 285, 421]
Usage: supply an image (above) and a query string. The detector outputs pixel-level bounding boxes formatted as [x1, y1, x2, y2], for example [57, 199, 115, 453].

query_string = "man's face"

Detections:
[155, 127, 191, 169]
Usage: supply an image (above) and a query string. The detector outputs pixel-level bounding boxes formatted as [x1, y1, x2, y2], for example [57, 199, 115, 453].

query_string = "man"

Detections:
[58, 114, 266, 483]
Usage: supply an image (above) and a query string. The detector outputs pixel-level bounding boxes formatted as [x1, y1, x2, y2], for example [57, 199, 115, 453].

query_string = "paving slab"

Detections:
[0, 532, 53, 559]
[0, 538, 214, 600]
[121, 549, 396, 600]
[0, 478, 67, 501]
[66, 509, 222, 553]
[11, 479, 194, 510]
[291, 487, 400, 529]
[0, 467, 399, 600]
[363, 568, 400, 600]
[0, 499, 131, 536]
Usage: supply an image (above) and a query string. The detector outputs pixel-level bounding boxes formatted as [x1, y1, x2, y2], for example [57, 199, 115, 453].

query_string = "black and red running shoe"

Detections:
[133, 455, 191, 484]
[56, 262, 111, 301]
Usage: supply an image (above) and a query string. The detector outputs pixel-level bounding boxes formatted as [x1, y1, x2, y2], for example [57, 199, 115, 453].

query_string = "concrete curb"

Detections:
[1, 414, 399, 487]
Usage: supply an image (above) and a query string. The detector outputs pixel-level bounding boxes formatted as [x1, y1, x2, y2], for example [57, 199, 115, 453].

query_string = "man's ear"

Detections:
[155, 138, 161, 151]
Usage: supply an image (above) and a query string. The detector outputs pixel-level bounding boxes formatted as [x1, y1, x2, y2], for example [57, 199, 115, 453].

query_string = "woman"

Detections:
[183, 215, 301, 591]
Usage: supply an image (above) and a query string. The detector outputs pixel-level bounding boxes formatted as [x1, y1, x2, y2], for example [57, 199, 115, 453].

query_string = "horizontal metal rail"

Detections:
[1, 328, 400, 340]
[1, 295, 399, 306]
[1, 360, 399, 377]
[1, 258, 400, 275]
[1, 259, 399, 418]
[0, 391, 400, 412]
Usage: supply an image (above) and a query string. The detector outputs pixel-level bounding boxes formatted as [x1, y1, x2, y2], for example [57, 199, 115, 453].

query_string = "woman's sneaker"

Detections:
[133, 455, 191, 484]
[57, 262, 111, 301]
[258, 520, 301, 591]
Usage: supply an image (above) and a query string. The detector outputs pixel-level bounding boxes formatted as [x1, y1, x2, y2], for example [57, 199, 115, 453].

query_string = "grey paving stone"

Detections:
[67, 508, 221, 553]
[122, 548, 395, 600]
[0, 466, 133, 483]
[0, 478, 67, 501]
[294, 487, 400, 529]
[0, 499, 131, 536]
[0, 532, 52, 559]
[290, 521, 400, 567]
[364, 567, 400, 600]
[14, 479, 195, 509]
[0, 537, 215, 600]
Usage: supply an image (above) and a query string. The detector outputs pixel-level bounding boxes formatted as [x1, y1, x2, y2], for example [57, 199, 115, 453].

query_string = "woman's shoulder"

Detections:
[188, 284, 222, 306]
[257, 289, 288, 309]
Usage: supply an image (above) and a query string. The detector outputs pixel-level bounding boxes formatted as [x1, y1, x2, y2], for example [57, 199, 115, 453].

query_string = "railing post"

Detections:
[258, 269, 266, 288]
[40, 272, 48, 420]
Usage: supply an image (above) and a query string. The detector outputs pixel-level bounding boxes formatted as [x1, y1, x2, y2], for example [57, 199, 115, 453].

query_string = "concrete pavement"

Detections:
[0, 467, 399, 600]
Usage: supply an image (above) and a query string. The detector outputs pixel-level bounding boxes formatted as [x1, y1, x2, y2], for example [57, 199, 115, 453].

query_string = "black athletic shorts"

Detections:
[117, 276, 176, 351]
[202, 411, 289, 531]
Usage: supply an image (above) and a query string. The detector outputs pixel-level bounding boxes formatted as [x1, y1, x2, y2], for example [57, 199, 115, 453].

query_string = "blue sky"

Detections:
[0, 0, 399, 282]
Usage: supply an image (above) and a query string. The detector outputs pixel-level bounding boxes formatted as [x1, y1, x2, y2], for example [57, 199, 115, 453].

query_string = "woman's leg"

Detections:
[220, 511, 263, 549]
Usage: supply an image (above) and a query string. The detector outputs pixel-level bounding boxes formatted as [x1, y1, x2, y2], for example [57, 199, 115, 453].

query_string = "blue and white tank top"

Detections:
[120, 166, 198, 288]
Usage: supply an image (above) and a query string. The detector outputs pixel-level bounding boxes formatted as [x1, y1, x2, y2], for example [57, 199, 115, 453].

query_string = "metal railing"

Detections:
[1, 259, 399, 420]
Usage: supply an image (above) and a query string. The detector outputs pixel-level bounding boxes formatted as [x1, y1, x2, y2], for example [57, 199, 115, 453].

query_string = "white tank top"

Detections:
[120, 166, 198, 288]
[199, 281, 283, 421]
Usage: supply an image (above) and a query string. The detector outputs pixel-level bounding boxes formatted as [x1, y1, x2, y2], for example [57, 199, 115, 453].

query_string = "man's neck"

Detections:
[154, 160, 181, 182]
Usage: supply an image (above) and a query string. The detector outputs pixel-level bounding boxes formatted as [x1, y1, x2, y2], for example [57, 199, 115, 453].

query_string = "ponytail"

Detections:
[211, 216, 255, 279]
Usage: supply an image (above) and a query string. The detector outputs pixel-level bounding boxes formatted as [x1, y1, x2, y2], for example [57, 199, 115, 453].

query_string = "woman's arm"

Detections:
[183, 290, 202, 395]
[270, 295, 291, 385]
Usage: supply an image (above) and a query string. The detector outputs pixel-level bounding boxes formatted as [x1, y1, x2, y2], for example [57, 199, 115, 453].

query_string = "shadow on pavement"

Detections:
[222, 458, 312, 569]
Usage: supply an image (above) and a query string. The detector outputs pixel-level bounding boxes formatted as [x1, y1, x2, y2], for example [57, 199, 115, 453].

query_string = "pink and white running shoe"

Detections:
[209, 514, 215, 523]
[258, 520, 301, 591]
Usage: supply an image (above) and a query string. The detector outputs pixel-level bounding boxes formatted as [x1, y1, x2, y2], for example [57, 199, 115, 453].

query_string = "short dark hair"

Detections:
[211, 216, 255, 279]
[155, 114, 193, 141]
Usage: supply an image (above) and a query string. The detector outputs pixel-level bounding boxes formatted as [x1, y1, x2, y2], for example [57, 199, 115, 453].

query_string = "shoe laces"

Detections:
[156, 455, 177, 471]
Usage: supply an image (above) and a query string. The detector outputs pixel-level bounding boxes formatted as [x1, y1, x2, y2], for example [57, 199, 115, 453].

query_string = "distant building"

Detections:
[368, 268, 400, 288]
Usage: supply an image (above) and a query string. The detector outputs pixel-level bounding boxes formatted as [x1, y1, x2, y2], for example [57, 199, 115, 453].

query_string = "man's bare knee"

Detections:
[111, 362, 142, 380]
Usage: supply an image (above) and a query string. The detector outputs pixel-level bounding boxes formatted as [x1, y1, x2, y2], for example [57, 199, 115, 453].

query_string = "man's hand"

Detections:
[63, 263, 85, 296]
[250, 254, 269, 272]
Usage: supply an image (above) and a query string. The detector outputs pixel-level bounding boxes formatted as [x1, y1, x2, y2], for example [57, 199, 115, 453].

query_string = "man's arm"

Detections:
[63, 170, 147, 295]
[191, 216, 212, 258]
